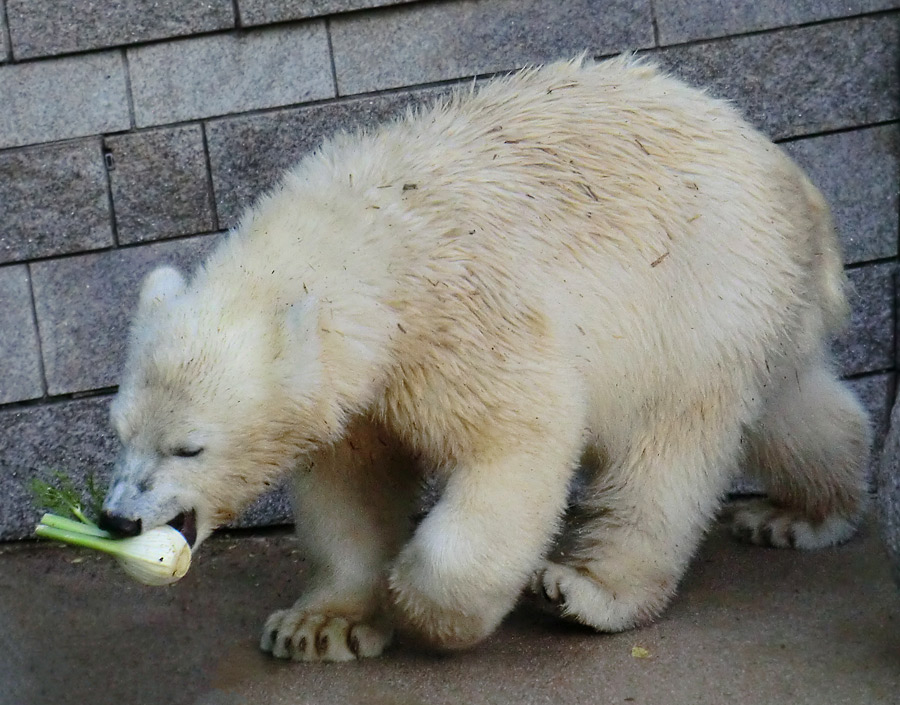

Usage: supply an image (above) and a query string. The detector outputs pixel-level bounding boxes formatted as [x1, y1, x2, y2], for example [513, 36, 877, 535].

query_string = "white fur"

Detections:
[105, 55, 870, 659]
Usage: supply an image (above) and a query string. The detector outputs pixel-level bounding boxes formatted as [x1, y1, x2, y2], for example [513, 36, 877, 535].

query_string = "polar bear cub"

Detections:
[103, 55, 870, 660]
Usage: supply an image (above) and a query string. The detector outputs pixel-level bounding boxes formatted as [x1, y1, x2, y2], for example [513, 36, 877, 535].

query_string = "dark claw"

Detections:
[349, 632, 361, 658]
[760, 524, 775, 547]
[786, 527, 798, 549]
[542, 584, 554, 604]
[316, 633, 329, 656]
[541, 577, 561, 606]
[295, 636, 307, 656]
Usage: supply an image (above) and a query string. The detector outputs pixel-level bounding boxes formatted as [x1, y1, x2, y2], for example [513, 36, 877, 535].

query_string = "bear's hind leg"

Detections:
[261, 417, 420, 661]
[532, 395, 743, 631]
[727, 359, 870, 549]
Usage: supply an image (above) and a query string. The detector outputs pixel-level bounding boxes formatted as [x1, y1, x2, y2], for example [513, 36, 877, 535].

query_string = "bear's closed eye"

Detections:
[173, 447, 204, 458]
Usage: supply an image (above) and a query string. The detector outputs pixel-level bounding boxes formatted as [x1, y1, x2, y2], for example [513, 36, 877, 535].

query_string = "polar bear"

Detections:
[101, 55, 870, 660]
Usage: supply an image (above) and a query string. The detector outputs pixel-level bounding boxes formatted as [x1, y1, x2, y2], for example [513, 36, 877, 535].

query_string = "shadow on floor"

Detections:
[1, 519, 897, 705]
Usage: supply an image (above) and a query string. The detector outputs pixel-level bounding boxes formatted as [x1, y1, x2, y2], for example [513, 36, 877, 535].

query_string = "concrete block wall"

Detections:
[0, 1, 897, 539]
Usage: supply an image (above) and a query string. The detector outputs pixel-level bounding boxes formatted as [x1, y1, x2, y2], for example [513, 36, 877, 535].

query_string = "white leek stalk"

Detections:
[35, 513, 191, 586]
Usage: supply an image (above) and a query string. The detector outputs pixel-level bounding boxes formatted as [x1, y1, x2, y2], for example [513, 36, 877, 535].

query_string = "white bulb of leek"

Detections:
[35, 513, 191, 586]
[112, 526, 192, 586]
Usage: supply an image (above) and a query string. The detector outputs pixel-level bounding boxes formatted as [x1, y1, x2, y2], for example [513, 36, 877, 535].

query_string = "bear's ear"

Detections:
[138, 266, 186, 312]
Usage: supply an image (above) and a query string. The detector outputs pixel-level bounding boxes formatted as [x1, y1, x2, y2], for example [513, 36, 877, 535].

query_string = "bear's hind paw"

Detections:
[530, 562, 663, 633]
[724, 497, 859, 549]
[261, 609, 393, 662]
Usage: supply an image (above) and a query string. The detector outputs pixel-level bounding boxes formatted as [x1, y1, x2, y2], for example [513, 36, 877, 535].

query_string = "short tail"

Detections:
[799, 172, 850, 333]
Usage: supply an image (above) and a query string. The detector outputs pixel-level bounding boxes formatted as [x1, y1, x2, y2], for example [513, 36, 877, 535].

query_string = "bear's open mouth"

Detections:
[167, 509, 197, 547]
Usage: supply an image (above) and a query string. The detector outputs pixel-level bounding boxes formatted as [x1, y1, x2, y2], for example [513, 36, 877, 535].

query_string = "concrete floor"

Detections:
[1, 518, 897, 705]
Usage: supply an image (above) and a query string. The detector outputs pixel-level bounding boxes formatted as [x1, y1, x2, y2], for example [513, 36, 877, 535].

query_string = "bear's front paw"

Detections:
[260, 608, 393, 662]
[388, 551, 499, 651]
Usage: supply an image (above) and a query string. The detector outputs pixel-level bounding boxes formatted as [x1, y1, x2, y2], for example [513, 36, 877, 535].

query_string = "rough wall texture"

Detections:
[0, 1, 897, 539]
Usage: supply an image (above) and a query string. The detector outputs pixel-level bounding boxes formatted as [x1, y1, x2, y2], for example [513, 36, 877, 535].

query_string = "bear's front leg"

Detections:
[388, 440, 578, 650]
[261, 419, 419, 661]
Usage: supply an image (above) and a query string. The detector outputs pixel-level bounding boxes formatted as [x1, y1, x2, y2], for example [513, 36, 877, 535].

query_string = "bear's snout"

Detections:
[98, 510, 142, 537]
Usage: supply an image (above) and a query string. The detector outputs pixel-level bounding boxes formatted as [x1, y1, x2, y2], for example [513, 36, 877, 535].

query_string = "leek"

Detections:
[35, 513, 191, 586]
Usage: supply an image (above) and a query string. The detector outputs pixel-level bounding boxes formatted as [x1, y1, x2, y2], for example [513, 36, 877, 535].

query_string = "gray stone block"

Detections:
[0, 139, 113, 264]
[6, 0, 235, 59]
[848, 372, 894, 450]
[655, 0, 900, 45]
[833, 263, 895, 377]
[331, 0, 655, 95]
[208, 87, 444, 227]
[106, 125, 217, 245]
[0, 266, 43, 404]
[0, 395, 117, 540]
[0, 51, 130, 150]
[240, 0, 416, 25]
[729, 474, 763, 496]
[128, 23, 334, 128]
[0, 1, 9, 63]
[31, 235, 219, 396]
[655, 16, 899, 140]
[877, 384, 900, 587]
[782, 125, 900, 265]
[230, 479, 293, 529]
[848, 372, 892, 487]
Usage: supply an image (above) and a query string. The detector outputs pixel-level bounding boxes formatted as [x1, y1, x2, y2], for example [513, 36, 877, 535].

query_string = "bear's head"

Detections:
[101, 265, 327, 549]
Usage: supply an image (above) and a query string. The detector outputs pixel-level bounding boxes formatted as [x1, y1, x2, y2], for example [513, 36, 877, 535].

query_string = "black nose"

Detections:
[98, 511, 142, 537]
